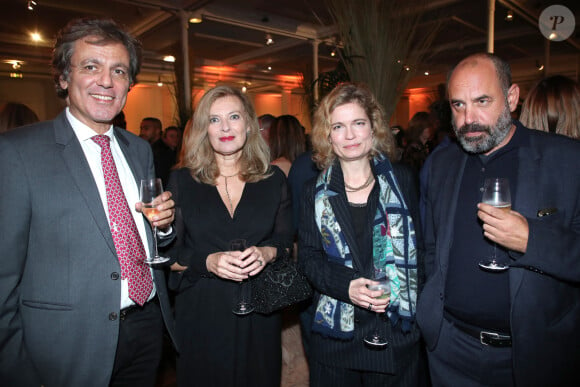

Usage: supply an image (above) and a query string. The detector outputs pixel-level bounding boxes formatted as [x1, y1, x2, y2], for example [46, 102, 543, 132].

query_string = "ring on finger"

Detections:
[258, 259, 263, 266]
[367, 303, 373, 311]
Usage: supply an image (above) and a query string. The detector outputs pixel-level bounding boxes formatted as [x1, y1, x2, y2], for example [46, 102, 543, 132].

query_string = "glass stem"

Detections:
[152, 226, 159, 258]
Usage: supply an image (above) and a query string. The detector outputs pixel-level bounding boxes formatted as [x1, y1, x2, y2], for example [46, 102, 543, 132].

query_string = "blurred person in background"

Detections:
[401, 111, 434, 171]
[519, 74, 580, 139]
[258, 113, 276, 144]
[153, 125, 181, 186]
[140, 116, 162, 144]
[0, 102, 39, 133]
[269, 114, 306, 176]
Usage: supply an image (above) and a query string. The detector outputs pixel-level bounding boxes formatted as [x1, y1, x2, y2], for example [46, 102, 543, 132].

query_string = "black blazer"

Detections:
[417, 123, 580, 386]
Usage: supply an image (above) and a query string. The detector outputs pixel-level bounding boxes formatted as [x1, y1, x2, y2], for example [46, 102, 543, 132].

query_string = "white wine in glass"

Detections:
[478, 177, 511, 272]
[140, 178, 170, 265]
[363, 275, 390, 348]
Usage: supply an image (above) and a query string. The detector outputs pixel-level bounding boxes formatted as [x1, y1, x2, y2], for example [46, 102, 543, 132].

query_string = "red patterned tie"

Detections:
[92, 135, 153, 306]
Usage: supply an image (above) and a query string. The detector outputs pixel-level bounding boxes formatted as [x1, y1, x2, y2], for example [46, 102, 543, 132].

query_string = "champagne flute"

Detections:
[363, 272, 390, 348]
[231, 239, 254, 316]
[478, 177, 511, 272]
[139, 178, 170, 265]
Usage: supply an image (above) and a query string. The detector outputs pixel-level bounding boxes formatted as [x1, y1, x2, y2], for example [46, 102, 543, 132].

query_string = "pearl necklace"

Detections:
[344, 174, 374, 192]
[221, 172, 239, 216]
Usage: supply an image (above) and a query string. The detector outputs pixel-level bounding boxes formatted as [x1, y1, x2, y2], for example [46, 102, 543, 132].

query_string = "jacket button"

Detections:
[439, 293, 444, 300]
[111, 272, 120, 280]
[109, 312, 118, 321]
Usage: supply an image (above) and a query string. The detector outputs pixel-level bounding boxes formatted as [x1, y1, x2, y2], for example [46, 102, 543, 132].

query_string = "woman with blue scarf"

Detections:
[298, 83, 426, 386]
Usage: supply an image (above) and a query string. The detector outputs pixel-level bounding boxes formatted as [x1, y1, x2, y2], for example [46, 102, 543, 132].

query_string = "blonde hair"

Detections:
[177, 85, 272, 184]
[520, 75, 580, 139]
[311, 82, 396, 170]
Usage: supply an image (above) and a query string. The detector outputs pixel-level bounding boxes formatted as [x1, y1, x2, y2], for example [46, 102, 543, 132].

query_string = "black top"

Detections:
[166, 166, 293, 387]
[445, 127, 523, 332]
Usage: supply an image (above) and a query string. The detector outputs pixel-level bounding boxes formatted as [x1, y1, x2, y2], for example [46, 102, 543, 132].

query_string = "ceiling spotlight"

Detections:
[535, 60, 544, 71]
[267, 66, 272, 71]
[157, 75, 163, 87]
[505, 10, 513, 22]
[424, 71, 430, 76]
[330, 49, 336, 57]
[241, 85, 247, 93]
[163, 55, 175, 63]
[12, 61, 22, 70]
[27, 0, 37, 11]
[404, 65, 411, 71]
[189, 10, 203, 24]
[265, 34, 274, 46]
[30, 32, 42, 42]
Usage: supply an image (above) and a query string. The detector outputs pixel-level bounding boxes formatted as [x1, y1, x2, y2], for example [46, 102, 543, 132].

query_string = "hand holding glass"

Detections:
[231, 239, 254, 316]
[363, 276, 390, 348]
[478, 177, 511, 272]
[139, 178, 170, 265]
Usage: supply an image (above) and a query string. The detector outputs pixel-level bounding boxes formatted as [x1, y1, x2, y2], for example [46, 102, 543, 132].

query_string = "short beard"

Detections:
[453, 103, 513, 154]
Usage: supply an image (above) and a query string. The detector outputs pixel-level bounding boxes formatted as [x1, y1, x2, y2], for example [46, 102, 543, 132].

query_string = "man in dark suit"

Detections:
[153, 126, 181, 187]
[0, 18, 176, 386]
[417, 52, 580, 386]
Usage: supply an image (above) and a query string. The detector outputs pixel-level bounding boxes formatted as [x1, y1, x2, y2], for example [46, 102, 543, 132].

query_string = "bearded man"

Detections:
[417, 53, 580, 386]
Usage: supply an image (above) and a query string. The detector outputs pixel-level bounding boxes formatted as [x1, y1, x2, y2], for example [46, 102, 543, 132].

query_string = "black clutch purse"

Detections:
[251, 256, 312, 315]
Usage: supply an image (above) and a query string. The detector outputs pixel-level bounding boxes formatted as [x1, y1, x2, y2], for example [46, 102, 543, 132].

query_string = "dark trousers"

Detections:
[109, 299, 163, 387]
[309, 359, 422, 387]
[427, 317, 514, 387]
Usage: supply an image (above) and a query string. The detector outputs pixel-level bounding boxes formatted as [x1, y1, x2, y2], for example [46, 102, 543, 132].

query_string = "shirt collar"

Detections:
[65, 107, 115, 143]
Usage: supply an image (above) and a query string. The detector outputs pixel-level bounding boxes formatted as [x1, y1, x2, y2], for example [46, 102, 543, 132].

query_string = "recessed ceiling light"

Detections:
[30, 32, 42, 42]
[163, 55, 175, 63]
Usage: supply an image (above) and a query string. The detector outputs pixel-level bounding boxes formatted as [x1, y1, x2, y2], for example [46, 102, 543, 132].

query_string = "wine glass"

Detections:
[231, 239, 254, 315]
[139, 178, 170, 265]
[363, 272, 390, 348]
[478, 177, 511, 272]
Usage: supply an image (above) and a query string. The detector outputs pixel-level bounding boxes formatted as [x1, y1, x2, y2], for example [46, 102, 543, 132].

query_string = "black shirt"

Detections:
[444, 125, 525, 332]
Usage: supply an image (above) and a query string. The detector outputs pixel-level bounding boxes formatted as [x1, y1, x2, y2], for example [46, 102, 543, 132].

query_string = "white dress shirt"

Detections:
[66, 108, 155, 309]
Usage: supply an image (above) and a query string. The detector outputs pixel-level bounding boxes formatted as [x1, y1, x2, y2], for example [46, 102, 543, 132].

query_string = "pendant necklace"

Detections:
[221, 172, 239, 216]
[344, 174, 374, 192]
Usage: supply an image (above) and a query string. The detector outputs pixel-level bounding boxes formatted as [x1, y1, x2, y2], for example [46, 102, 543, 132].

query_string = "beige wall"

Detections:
[1, 75, 431, 134]
[124, 83, 178, 135]
[0, 77, 64, 121]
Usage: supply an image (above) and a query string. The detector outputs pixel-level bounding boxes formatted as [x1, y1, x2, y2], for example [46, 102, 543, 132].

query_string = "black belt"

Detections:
[120, 296, 158, 321]
[444, 312, 512, 347]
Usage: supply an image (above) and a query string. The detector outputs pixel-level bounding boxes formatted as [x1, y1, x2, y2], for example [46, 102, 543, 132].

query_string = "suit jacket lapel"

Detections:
[509, 130, 542, 296]
[440, 150, 468, 273]
[54, 112, 117, 256]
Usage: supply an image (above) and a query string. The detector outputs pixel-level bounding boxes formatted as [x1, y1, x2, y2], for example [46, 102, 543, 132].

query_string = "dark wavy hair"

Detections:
[268, 115, 306, 163]
[51, 18, 142, 99]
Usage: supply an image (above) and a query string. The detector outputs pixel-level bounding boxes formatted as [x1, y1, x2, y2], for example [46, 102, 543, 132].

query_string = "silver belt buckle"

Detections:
[480, 331, 499, 345]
